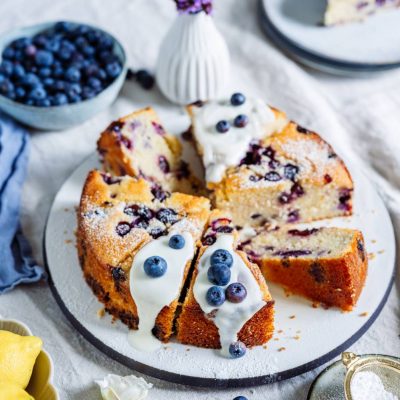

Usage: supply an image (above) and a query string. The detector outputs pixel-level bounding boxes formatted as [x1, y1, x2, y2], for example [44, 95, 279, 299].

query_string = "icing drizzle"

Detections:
[193, 234, 266, 357]
[191, 97, 276, 183]
[129, 230, 194, 351]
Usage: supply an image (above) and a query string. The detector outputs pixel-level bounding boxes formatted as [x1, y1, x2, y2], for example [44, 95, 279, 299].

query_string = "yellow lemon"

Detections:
[0, 382, 35, 400]
[0, 330, 42, 389]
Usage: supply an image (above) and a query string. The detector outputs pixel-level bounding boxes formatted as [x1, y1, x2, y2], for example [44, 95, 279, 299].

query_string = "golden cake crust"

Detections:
[77, 170, 210, 341]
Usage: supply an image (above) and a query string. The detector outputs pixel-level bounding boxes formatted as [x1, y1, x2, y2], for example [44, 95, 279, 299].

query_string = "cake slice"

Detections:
[97, 107, 204, 196]
[187, 96, 353, 228]
[324, 0, 400, 25]
[239, 226, 367, 310]
[176, 210, 274, 357]
[77, 170, 210, 347]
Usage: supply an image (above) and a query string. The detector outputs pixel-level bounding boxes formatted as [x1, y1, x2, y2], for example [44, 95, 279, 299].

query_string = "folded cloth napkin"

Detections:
[0, 112, 44, 294]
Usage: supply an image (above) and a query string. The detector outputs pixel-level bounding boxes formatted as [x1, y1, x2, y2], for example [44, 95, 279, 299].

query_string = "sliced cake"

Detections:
[176, 210, 274, 357]
[77, 170, 210, 347]
[97, 107, 204, 196]
[324, 0, 400, 25]
[187, 95, 353, 228]
[239, 226, 367, 310]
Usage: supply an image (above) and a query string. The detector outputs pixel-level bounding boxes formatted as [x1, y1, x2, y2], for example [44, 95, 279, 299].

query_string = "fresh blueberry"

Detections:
[52, 93, 68, 106]
[67, 92, 81, 103]
[206, 286, 225, 306]
[35, 50, 54, 66]
[24, 98, 34, 106]
[15, 86, 26, 99]
[28, 86, 47, 101]
[35, 98, 51, 107]
[13, 64, 25, 79]
[45, 38, 61, 53]
[234, 114, 249, 128]
[67, 82, 82, 95]
[96, 68, 107, 80]
[144, 256, 167, 278]
[82, 45, 95, 57]
[82, 86, 96, 99]
[52, 65, 64, 78]
[216, 120, 230, 133]
[21, 73, 40, 88]
[42, 77, 55, 88]
[226, 283, 247, 303]
[57, 45, 73, 60]
[229, 341, 246, 358]
[24, 44, 37, 57]
[38, 67, 52, 78]
[0, 61, 13, 76]
[155, 208, 178, 225]
[135, 69, 155, 90]
[105, 61, 122, 78]
[210, 249, 233, 268]
[284, 164, 299, 181]
[96, 34, 114, 50]
[207, 264, 231, 286]
[115, 221, 131, 237]
[64, 66, 81, 82]
[33, 34, 48, 48]
[12, 37, 31, 50]
[53, 80, 67, 92]
[0, 80, 15, 97]
[233, 396, 248, 400]
[230, 92, 246, 106]
[168, 234, 185, 250]
[2, 47, 15, 60]
[87, 77, 102, 90]
[55, 21, 76, 33]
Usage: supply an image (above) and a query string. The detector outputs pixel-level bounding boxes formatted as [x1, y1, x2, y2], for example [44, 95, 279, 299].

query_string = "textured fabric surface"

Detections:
[0, 112, 44, 293]
[0, 1, 399, 399]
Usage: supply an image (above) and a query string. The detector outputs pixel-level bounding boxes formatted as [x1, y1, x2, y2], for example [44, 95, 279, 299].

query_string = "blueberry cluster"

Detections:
[0, 21, 123, 106]
[204, 248, 248, 358]
[215, 93, 248, 133]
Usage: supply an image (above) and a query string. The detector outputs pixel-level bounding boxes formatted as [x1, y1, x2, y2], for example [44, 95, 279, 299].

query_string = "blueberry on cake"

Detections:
[176, 210, 275, 357]
[77, 170, 210, 346]
[239, 226, 367, 310]
[324, 0, 400, 25]
[187, 95, 353, 228]
[97, 107, 204, 197]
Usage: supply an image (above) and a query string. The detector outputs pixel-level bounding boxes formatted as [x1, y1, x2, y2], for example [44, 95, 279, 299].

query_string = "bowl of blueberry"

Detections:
[0, 21, 127, 130]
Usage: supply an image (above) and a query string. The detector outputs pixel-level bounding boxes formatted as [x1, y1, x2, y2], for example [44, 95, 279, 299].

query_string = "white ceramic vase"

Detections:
[156, 12, 230, 105]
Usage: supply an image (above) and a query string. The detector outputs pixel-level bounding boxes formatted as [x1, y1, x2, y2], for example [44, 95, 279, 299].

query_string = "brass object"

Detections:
[341, 352, 400, 400]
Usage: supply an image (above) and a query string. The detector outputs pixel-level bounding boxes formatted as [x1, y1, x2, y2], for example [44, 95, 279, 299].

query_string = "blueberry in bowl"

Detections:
[0, 21, 127, 130]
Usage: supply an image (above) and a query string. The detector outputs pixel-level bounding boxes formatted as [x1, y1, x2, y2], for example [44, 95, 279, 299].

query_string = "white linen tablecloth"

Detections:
[0, 1, 399, 399]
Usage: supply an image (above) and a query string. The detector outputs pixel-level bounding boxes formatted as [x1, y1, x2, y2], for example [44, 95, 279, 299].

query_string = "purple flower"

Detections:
[175, 0, 213, 15]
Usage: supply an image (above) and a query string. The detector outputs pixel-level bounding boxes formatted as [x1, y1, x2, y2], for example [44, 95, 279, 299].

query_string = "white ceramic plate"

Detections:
[44, 119, 395, 388]
[259, 0, 400, 74]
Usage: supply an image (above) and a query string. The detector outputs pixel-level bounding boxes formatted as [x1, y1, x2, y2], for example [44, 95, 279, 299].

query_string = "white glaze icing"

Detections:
[96, 374, 152, 400]
[191, 97, 276, 183]
[129, 230, 194, 351]
[193, 234, 266, 357]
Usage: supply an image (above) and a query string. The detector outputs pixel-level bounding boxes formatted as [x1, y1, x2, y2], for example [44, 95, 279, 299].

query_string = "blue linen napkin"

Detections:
[0, 112, 44, 293]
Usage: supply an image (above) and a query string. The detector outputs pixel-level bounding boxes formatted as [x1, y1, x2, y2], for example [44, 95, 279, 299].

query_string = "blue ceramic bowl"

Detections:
[0, 22, 127, 130]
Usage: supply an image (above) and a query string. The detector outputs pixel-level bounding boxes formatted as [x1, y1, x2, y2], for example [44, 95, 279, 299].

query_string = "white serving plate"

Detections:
[259, 0, 400, 74]
[44, 116, 395, 388]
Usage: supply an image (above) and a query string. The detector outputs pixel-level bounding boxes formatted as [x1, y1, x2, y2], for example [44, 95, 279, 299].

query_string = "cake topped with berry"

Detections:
[98, 107, 204, 197]
[177, 210, 274, 357]
[188, 95, 353, 227]
[77, 169, 210, 343]
[324, 0, 400, 25]
[187, 94, 288, 185]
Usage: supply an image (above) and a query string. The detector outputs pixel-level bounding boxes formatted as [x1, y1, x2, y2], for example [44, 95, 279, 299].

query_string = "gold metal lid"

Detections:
[342, 352, 400, 400]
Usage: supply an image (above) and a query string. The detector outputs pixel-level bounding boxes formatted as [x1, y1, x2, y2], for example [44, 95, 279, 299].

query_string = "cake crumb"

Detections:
[274, 338, 279, 341]
[263, 345, 268, 349]
[64, 207, 69, 212]
[277, 329, 283, 334]
[65, 239, 73, 244]
[371, 239, 377, 244]
[312, 302, 320, 308]
[377, 249, 385, 254]
[278, 347, 286, 352]
[368, 252, 376, 260]
[293, 335, 301, 340]
[359, 312, 368, 317]
[289, 315, 296, 319]
[97, 308, 105, 318]
[186, 348, 190, 352]
[283, 288, 292, 297]
[296, 330, 301, 334]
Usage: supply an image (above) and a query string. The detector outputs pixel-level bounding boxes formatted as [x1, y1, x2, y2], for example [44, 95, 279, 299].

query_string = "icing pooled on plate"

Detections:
[190, 96, 276, 183]
[96, 374, 152, 400]
[193, 234, 266, 357]
[129, 230, 194, 351]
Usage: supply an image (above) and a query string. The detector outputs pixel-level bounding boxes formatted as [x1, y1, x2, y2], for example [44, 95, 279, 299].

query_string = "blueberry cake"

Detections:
[176, 211, 274, 356]
[187, 96, 353, 228]
[98, 107, 204, 196]
[324, 0, 400, 25]
[77, 170, 210, 344]
[239, 226, 367, 310]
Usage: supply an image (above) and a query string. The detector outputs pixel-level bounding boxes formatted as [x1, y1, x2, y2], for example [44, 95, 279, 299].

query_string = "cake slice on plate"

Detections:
[97, 107, 204, 196]
[239, 226, 367, 310]
[187, 95, 353, 228]
[77, 170, 210, 348]
[176, 210, 274, 357]
[324, 0, 400, 25]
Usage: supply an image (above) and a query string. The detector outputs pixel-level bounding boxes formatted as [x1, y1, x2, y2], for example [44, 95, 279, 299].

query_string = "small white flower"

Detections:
[95, 374, 152, 400]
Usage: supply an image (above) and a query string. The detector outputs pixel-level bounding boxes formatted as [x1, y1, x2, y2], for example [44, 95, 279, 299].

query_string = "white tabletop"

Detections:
[1, 1, 399, 399]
